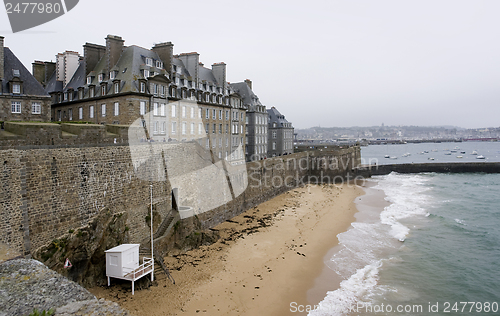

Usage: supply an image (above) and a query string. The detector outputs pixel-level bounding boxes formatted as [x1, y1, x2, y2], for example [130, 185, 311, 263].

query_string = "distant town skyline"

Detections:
[1, 0, 499, 129]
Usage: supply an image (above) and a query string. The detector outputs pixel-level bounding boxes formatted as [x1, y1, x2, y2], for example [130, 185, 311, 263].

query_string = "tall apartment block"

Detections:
[33, 35, 246, 165]
[230, 80, 267, 161]
[267, 106, 294, 157]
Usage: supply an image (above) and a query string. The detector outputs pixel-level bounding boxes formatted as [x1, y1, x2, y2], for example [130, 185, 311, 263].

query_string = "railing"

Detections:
[123, 257, 154, 281]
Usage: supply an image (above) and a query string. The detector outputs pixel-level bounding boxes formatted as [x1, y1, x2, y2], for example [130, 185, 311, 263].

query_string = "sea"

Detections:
[309, 142, 500, 315]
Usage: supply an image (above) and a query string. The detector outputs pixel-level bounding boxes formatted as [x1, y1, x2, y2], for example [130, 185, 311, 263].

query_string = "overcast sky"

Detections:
[1, 0, 499, 129]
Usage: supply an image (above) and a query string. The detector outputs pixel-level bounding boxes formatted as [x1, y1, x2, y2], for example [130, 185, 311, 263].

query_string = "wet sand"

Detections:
[89, 183, 364, 315]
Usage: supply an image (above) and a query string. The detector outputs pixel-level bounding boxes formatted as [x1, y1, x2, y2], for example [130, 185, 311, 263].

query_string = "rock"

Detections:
[33, 210, 130, 288]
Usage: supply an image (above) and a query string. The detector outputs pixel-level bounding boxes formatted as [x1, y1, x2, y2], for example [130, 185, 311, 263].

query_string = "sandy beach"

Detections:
[89, 183, 364, 315]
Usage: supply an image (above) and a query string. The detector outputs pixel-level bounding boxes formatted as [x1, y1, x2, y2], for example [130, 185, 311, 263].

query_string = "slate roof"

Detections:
[199, 66, 217, 85]
[2, 47, 49, 96]
[46, 45, 170, 96]
[230, 82, 262, 111]
[268, 107, 292, 127]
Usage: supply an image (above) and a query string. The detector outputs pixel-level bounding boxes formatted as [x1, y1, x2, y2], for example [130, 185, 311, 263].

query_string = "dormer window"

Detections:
[143, 69, 150, 78]
[175, 77, 179, 85]
[87, 76, 92, 84]
[101, 84, 106, 96]
[140, 81, 146, 93]
[172, 65, 177, 72]
[68, 90, 73, 101]
[114, 82, 120, 94]
[89, 86, 95, 98]
[98, 73, 104, 82]
[177, 66, 181, 74]
[12, 83, 20, 94]
[110, 71, 116, 80]
[156, 60, 163, 68]
[146, 57, 153, 66]
[12, 69, 20, 77]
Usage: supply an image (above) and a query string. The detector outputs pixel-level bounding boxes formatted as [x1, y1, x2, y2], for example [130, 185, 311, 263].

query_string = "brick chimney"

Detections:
[212, 62, 226, 90]
[178, 52, 200, 85]
[152, 41, 173, 76]
[0, 36, 4, 81]
[244, 79, 252, 90]
[84, 42, 105, 76]
[105, 35, 124, 74]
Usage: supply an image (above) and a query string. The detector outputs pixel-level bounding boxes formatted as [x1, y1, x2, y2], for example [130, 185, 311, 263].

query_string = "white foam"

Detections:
[311, 173, 431, 315]
[309, 261, 383, 316]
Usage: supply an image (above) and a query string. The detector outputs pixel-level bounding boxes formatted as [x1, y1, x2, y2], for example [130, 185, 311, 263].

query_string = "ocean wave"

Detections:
[309, 261, 383, 316]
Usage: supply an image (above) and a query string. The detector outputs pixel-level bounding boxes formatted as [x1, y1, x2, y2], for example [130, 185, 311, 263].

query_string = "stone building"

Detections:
[230, 79, 267, 161]
[34, 35, 246, 165]
[0, 36, 51, 122]
[267, 106, 294, 157]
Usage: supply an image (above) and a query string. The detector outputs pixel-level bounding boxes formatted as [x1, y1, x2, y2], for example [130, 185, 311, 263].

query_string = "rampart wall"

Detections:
[0, 141, 361, 257]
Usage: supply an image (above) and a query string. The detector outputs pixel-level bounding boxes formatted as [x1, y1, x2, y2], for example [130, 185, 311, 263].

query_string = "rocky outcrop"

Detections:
[0, 259, 129, 316]
[33, 210, 130, 288]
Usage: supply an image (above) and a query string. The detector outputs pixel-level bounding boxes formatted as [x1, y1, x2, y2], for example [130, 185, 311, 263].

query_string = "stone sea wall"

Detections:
[0, 142, 361, 257]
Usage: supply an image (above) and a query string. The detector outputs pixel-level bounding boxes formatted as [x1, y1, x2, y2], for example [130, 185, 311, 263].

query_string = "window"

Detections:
[140, 101, 146, 115]
[171, 121, 177, 134]
[171, 104, 176, 117]
[153, 83, 158, 96]
[219, 138, 222, 148]
[153, 103, 158, 116]
[190, 107, 194, 118]
[198, 123, 203, 134]
[87, 76, 92, 84]
[190, 123, 194, 134]
[206, 94, 210, 102]
[182, 122, 186, 135]
[219, 110, 222, 120]
[206, 109, 209, 119]
[241, 125, 243, 134]
[171, 88, 176, 98]
[68, 91, 73, 101]
[213, 123, 216, 134]
[101, 104, 106, 117]
[11, 101, 21, 113]
[114, 102, 119, 116]
[206, 139, 209, 149]
[79, 107, 83, 120]
[114, 82, 119, 93]
[140, 82, 146, 93]
[272, 142, 276, 150]
[212, 109, 216, 120]
[219, 124, 222, 134]
[146, 57, 153, 66]
[226, 124, 229, 134]
[11, 84, 20, 94]
[225, 110, 229, 120]
[101, 85, 106, 95]
[31, 102, 41, 114]
[110, 71, 115, 80]
[154, 121, 158, 133]
[156, 60, 163, 68]
[90, 105, 94, 118]
[98, 73, 104, 82]
[161, 122, 165, 133]
[144, 70, 150, 78]
[272, 131, 277, 138]
[161, 85, 166, 96]
[89, 86, 95, 98]
[182, 106, 186, 118]
[160, 103, 165, 116]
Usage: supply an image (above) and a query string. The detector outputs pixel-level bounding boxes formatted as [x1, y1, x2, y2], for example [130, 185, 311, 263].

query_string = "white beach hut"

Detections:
[105, 243, 153, 295]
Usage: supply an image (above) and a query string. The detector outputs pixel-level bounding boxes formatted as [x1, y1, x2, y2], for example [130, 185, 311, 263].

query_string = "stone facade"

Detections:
[0, 36, 51, 122]
[231, 79, 267, 161]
